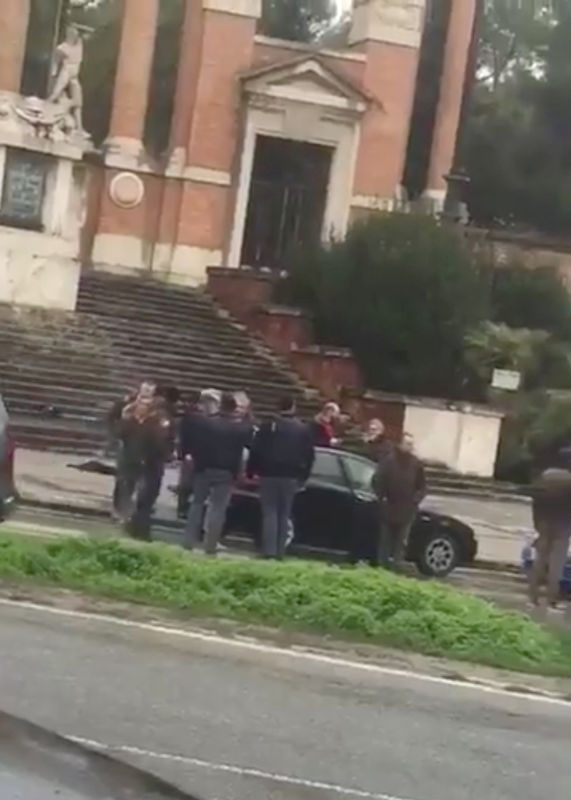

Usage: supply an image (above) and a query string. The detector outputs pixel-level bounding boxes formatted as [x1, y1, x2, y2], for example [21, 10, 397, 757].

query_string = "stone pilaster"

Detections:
[106, 0, 160, 165]
[152, 0, 262, 285]
[424, 0, 478, 208]
[350, 0, 426, 205]
[0, 0, 31, 93]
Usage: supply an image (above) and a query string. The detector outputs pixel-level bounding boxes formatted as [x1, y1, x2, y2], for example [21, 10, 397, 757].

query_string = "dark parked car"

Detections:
[0, 394, 17, 521]
[225, 447, 477, 577]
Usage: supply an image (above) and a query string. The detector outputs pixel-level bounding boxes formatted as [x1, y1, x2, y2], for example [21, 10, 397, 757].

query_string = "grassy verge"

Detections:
[0, 532, 570, 676]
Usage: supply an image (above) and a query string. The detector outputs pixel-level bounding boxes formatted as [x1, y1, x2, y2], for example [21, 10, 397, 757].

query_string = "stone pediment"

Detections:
[242, 56, 371, 114]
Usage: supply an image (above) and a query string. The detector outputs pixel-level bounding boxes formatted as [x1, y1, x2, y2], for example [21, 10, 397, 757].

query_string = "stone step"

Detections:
[79, 272, 213, 306]
[0, 270, 321, 451]
[11, 417, 104, 454]
[0, 319, 255, 358]
[0, 362, 305, 407]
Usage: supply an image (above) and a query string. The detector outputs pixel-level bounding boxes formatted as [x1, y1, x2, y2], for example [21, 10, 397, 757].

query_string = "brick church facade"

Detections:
[0, 0, 477, 310]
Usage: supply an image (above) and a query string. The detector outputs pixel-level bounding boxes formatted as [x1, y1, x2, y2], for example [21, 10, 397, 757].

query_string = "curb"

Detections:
[0, 588, 568, 704]
[429, 488, 531, 504]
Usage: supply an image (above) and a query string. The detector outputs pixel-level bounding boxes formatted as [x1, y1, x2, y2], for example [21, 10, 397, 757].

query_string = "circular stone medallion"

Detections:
[110, 171, 144, 209]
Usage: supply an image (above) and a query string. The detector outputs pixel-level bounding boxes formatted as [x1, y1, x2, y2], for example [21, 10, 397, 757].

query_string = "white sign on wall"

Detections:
[492, 369, 521, 391]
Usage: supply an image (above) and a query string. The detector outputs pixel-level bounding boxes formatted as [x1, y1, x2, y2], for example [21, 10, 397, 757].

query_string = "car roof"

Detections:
[315, 447, 374, 465]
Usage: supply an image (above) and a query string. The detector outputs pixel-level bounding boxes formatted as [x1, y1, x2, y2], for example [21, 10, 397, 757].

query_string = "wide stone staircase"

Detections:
[0, 271, 319, 453]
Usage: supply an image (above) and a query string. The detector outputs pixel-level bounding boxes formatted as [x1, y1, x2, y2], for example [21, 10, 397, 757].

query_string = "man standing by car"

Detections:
[248, 396, 315, 560]
[529, 450, 571, 609]
[184, 393, 253, 555]
[374, 432, 426, 571]
[118, 382, 173, 541]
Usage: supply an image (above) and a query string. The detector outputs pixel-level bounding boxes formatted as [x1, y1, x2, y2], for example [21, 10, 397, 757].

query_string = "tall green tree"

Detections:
[465, 1, 571, 233]
[477, 0, 555, 90]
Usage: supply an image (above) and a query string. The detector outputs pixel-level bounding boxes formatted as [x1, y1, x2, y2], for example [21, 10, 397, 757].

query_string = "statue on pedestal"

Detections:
[0, 23, 89, 145]
[48, 24, 85, 135]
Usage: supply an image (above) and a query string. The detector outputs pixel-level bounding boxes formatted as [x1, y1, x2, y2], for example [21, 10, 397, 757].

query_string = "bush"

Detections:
[491, 264, 571, 340]
[464, 322, 571, 392]
[495, 390, 571, 481]
[279, 213, 490, 397]
[1, 535, 570, 676]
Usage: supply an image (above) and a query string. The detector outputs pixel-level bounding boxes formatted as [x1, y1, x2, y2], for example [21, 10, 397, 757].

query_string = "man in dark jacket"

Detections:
[529, 452, 571, 608]
[374, 432, 426, 570]
[248, 396, 315, 559]
[184, 393, 253, 555]
[176, 389, 213, 519]
[118, 382, 173, 541]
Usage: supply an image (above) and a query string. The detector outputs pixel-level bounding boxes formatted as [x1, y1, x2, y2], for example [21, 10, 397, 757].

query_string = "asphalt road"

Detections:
[0, 601, 569, 800]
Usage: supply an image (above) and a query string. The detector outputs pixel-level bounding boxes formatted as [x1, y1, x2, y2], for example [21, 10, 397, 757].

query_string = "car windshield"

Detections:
[343, 455, 376, 493]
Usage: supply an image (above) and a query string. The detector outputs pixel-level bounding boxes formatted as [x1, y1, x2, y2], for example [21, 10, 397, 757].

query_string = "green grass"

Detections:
[0, 533, 570, 677]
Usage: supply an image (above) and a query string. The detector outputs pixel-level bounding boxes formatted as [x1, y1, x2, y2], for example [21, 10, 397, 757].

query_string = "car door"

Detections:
[340, 452, 379, 560]
[293, 449, 355, 552]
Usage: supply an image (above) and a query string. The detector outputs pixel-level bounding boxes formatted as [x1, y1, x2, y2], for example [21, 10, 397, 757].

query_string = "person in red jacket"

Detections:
[309, 402, 341, 447]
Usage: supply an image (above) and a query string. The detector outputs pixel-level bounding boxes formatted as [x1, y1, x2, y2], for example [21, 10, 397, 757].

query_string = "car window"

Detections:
[343, 454, 376, 494]
[310, 451, 347, 488]
[0, 397, 7, 448]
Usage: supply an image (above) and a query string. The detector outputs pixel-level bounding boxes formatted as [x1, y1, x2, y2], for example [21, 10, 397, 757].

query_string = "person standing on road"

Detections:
[363, 418, 393, 466]
[184, 393, 253, 555]
[248, 396, 315, 560]
[348, 419, 394, 565]
[374, 432, 426, 571]
[529, 452, 571, 609]
[107, 388, 137, 520]
[176, 389, 209, 519]
[118, 382, 173, 541]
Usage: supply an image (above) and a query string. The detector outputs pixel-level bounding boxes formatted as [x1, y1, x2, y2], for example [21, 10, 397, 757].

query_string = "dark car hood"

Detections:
[0, 712, 199, 799]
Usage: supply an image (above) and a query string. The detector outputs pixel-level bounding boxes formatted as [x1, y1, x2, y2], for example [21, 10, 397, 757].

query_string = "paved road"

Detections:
[0, 601, 569, 800]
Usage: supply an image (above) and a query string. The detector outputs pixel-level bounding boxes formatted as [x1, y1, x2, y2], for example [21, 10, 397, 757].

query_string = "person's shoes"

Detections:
[547, 602, 566, 614]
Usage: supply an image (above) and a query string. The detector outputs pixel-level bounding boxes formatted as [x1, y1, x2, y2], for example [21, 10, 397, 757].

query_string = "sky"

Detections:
[337, 0, 353, 13]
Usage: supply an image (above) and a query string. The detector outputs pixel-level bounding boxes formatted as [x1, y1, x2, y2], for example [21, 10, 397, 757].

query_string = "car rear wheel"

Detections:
[417, 532, 459, 577]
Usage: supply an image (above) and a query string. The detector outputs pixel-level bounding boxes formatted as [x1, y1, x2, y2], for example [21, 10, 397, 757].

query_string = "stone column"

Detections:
[0, 0, 31, 93]
[92, 0, 160, 273]
[106, 0, 160, 164]
[424, 0, 478, 208]
[165, 0, 204, 175]
[153, 0, 262, 285]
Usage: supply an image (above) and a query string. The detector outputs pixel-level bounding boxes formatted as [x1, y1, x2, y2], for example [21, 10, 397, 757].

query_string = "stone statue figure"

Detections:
[48, 24, 85, 134]
[0, 22, 90, 146]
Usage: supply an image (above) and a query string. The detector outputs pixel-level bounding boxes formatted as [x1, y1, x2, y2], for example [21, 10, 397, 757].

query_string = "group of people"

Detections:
[107, 382, 428, 568]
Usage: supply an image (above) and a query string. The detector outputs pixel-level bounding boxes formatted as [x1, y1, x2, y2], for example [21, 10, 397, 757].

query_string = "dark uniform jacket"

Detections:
[248, 415, 315, 482]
